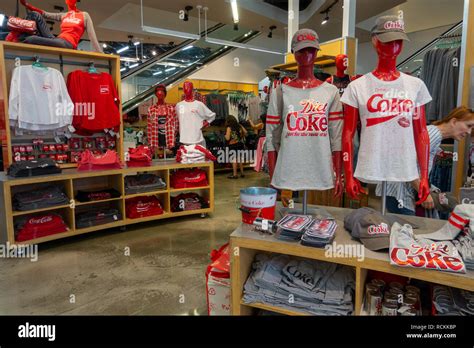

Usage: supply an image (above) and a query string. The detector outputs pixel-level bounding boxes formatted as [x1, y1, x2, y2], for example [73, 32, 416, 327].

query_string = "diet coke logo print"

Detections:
[285, 99, 329, 137]
[384, 20, 405, 31]
[390, 242, 465, 272]
[367, 223, 390, 235]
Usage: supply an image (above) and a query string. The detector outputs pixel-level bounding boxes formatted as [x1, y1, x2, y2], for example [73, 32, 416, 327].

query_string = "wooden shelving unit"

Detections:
[230, 205, 474, 316]
[0, 160, 214, 246]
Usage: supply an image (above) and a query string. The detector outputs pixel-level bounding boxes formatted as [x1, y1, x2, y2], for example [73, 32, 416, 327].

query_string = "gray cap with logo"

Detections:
[291, 29, 320, 53]
[371, 15, 410, 42]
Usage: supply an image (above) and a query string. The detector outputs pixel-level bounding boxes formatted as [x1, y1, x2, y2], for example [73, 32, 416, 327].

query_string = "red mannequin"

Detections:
[15, 0, 103, 52]
[268, 47, 343, 198]
[342, 37, 430, 204]
[327, 54, 349, 81]
[182, 81, 210, 128]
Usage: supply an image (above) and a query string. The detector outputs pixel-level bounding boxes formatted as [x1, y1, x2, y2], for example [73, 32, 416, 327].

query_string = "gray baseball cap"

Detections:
[344, 207, 417, 251]
[291, 29, 320, 53]
[371, 15, 410, 43]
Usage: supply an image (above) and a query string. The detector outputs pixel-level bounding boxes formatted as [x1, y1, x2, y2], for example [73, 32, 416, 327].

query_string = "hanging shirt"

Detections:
[266, 83, 344, 190]
[42, 10, 103, 52]
[9, 65, 73, 131]
[341, 72, 432, 183]
[147, 103, 178, 149]
[67, 71, 121, 135]
[176, 100, 216, 145]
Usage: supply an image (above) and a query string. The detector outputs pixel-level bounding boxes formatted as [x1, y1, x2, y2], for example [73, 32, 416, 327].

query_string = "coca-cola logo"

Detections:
[100, 85, 110, 94]
[367, 94, 414, 114]
[9, 17, 35, 29]
[29, 216, 53, 224]
[286, 113, 328, 132]
[367, 223, 389, 235]
[384, 20, 404, 31]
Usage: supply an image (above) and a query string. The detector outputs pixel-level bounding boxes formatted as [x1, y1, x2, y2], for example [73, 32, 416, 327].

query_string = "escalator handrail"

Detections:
[121, 23, 226, 80]
[122, 30, 261, 113]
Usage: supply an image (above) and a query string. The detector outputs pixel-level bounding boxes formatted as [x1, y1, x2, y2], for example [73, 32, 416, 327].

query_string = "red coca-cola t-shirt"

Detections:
[67, 71, 121, 134]
[58, 11, 85, 49]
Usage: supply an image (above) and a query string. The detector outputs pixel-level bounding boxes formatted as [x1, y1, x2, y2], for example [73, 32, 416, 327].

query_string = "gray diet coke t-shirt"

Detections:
[266, 83, 343, 190]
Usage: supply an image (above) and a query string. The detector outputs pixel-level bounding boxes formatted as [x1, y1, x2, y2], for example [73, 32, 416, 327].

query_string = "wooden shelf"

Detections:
[169, 186, 210, 193]
[124, 190, 168, 199]
[73, 220, 124, 234]
[74, 197, 123, 206]
[241, 301, 310, 316]
[125, 212, 171, 225]
[12, 204, 71, 217]
[15, 229, 75, 245]
[168, 208, 211, 218]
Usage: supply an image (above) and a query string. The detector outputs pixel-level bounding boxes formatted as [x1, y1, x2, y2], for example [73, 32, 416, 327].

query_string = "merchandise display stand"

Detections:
[0, 42, 123, 168]
[0, 160, 214, 246]
[230, 204, 474, 316]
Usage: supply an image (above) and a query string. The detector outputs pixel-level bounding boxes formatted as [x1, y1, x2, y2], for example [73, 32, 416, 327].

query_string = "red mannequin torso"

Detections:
[342, 37, 430, 204]
[268, 47, 343, 198]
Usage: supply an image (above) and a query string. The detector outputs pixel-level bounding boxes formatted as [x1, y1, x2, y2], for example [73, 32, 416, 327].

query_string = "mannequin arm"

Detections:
[20, 0, 44, 14]
[332, 151, 343, 198]
[342, 105, 365, 198]
[412, 105, 430, 204]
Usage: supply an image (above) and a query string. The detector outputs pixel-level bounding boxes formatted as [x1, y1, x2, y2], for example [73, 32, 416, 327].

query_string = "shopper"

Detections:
[250, 114, 266, 138]
[377, 106, 474, 215]
[225, 116, 248, 179]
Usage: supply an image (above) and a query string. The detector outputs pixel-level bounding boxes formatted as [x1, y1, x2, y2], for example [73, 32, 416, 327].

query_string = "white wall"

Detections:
[356, 24, 453, 74]
[188, 35, 286, 84]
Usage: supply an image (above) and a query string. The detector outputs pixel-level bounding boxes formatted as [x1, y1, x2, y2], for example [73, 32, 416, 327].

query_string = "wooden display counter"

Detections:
[230, 205, 474, 316]
[0, 160, 214, 246]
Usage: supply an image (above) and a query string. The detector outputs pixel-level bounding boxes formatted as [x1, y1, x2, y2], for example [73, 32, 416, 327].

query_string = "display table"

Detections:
[230, 204, 474, 316]
[0, 160, 214, 246]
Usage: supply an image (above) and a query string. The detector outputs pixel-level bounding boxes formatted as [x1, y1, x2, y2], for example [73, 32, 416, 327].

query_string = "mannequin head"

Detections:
[65, 0, 78, 11]
[335, 54, 348, 75]
[372, 36, 403, 60]
[294, 47, 318, 67]
[154, 84, 167, 104]
[183, 81, 194, 101]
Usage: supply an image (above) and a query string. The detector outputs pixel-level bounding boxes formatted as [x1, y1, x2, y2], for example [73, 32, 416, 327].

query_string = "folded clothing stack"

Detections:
[13, 185, 69, 211]
[76, 208, 122, 229]
[432, 285, 474, 316]
[78, 150, 122, 171]
[171, 193, 209, 212]
[243, 254, 355, 315]
[124, 174, 166, 194]
[301, 219, 337, 248]
[170, 169, 208, 189]
[76, 189, 121, 203]
[275, 214, 313, 241]
[176, 144, 216, 164]
[126, 196, 164, 219]
[15, 213, 69, 242]
[453, 229, 474, 270]
[127, 145, 152, 167]
[8, 158, 61, 178]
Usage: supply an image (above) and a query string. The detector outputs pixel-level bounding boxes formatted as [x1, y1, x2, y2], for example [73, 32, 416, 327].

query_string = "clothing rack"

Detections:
[4, 54, 113, 75]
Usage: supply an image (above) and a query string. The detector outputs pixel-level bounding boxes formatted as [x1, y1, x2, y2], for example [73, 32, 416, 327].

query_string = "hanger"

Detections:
[88, 62, 99, 74]
[32, 56, 48, 70]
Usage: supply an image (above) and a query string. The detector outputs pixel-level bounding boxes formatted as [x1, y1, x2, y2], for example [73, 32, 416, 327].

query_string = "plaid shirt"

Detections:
[147, 103, 178, 149]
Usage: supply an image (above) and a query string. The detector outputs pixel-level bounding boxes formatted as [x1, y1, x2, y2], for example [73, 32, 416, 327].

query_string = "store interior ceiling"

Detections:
[1, 0, 406, 45]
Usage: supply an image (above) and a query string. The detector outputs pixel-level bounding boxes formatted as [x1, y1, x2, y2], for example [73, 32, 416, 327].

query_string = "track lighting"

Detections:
[268, 25, 276, 38]
[320, 0, 338, 25]
[182, 6, 193, 21]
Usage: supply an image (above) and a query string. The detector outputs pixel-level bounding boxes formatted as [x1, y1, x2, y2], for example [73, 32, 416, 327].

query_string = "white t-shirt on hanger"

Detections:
[176, 100, 216, 145]
[341, 72, 432, 183]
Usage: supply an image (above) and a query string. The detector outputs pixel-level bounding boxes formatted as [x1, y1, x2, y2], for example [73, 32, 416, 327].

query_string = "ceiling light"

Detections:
[142, 25, 200, 40]
[102, 43, 107, 48]
[152, 50, 157, 56]
[165, 67, 177, 72]
[134, 41, 141, 46]
[0, 14, 5, 26]
[183, 6, 193, 21]
[153, 71, 163, 76]
[143, 56, 148, 59]
[205, 37, 286, 55]
[129, 63, 139, 69]
[120, 67, 127, 72]
[183, 45, 193, 51]
[117, 46, 129, 54]
[321, 16, 329, 25]
[231, 0, 239, 23]
[268, 25, 276, 38]
[320, 0, 338, 26]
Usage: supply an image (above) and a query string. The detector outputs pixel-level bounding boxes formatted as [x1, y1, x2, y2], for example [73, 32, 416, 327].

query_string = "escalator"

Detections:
[122, 24, 261, 113]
